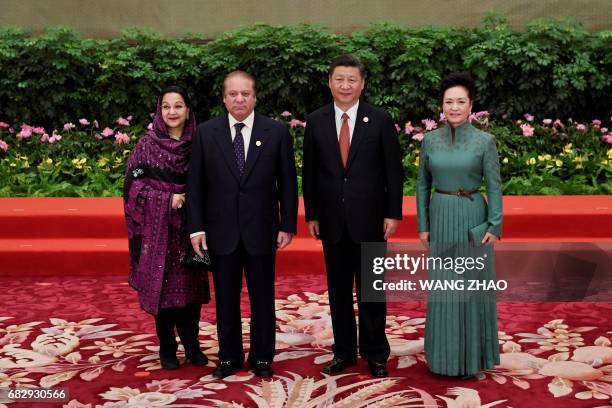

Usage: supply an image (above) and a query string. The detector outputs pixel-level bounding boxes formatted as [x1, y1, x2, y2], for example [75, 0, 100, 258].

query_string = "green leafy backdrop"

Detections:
[0, 16, 610, 127]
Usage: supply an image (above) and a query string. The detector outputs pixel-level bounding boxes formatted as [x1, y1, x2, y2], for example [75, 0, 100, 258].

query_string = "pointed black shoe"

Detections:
[252, 360, 273, 378]
[159, 353, 180, 370]
[367, 361, 388, 378]
[186, 350, 208, 366]
[213, 360, 243, 378]
[322, 357, 357, 374]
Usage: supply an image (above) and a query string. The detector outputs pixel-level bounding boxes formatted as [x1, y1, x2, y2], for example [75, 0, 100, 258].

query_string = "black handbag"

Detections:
[183, 246, 212, 271]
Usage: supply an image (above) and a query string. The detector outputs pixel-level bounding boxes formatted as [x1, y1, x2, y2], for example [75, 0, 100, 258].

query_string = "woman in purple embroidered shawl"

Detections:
[124, 86, 209, 370]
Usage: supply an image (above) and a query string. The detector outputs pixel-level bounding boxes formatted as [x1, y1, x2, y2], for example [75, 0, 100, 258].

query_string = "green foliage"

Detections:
[1, 18, 610, 197]
[463, 16, 611, 119]
[0, 18, 610, 128]
[202, 24, 342, 117]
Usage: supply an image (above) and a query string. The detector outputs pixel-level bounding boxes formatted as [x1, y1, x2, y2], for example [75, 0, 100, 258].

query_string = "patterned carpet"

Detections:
[0, 275, 611, 407]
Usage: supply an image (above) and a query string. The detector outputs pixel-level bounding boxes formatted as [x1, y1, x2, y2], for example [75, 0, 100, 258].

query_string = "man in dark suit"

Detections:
[302, 54, 404, 378]
[186, 71, 298, 378]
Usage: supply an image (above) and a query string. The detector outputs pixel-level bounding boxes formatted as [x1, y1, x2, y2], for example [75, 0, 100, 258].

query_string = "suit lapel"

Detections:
[211, 116, 240, 182]
[241, 113, 267, 184]
[346, 102, 370, 171]
[322, 104, 344, 171]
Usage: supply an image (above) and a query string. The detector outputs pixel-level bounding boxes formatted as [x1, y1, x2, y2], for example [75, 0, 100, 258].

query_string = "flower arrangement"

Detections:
[1, 112, 610, 196]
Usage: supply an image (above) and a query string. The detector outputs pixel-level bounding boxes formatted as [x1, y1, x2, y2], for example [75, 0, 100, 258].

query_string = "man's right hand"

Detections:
[190, 234, 208, 257]
[307, 220, 320, 240]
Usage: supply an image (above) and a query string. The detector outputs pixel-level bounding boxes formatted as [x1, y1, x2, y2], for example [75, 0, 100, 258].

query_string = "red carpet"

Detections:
[1, 275, 611, 407]
[1, 196, 611, 276]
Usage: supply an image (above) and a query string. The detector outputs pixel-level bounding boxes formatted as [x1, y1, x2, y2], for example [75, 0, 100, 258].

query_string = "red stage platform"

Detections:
[1, 196, 611, 276]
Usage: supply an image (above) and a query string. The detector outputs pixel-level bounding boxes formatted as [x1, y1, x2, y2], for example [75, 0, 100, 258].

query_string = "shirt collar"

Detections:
[334, 100, 360, 122]
[228, 110, 255, 130]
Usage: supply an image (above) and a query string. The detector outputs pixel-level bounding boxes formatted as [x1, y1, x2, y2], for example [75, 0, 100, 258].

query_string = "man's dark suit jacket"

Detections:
[186, 113, 298, 255]
[302, 102, 404, 243]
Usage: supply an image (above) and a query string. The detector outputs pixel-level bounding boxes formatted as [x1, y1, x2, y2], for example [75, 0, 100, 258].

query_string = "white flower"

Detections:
[127, 392, 177, 406]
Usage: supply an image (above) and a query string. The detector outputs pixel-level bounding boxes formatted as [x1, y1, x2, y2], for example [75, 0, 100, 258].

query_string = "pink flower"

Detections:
[289, 119, 305, 128]
[520, 123, 535, 137]
[281, 111, 292, 117]
[114, 132, 130, 145]
[0, 122, 9, 129]
[32, 127, 45, 135]
[542, 119, 552, 125]
[63, 123, 75, 131]
[412, 133, 424, 141]
[127, 115, 133, 121]
[79, 118, 90, 126]
[40, 133, 49, 142]
[524, 113, 534, 122]
[49, 131, 62, 143]
[17, 124, 33, 140]
[116, 117, 130, 126]
[101, 127, 114, 137]
[439, 113, 447, 123]
[603, 135, 612, 144]
[93, 120, 99, 128]
[422, 119, 437, 131]
[0, 139, 8, 152]
[395, 123, 400, 133]
[554, 119, 565, 129]
[576, 124, 586, 132]
[592, 119, 601, 129]
[601, 128, 608, 133]
[147, 123, 153, 130]
[405, 121, 414, 134]
[469, 111, 489, 126]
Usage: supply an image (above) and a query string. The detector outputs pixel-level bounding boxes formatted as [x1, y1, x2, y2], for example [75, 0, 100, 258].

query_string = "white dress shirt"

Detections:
[228, 110, 255, 160]
[333, 100, 359, 141]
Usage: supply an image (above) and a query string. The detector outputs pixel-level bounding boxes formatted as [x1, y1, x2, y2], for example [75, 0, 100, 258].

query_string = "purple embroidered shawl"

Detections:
[124, 100, 205, 314]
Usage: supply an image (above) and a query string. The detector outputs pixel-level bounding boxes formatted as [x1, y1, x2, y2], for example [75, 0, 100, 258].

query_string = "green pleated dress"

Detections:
[416, 121, 502, 376]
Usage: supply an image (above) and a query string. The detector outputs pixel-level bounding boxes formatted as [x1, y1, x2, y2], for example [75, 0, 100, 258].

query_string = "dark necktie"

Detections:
[233, 122, 246, 176]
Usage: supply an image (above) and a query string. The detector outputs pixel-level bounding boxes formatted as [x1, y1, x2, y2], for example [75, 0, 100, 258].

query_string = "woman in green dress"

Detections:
[416, 72, 502, 377]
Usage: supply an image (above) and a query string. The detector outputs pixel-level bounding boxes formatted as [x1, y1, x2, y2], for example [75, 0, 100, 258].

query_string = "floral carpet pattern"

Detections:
[0, 275, 611, 407]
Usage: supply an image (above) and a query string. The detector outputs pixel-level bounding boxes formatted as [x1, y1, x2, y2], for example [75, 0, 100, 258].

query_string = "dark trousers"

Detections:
[322, 228, 390, 363]
[211, 241, 276, 365]
[155, 304, 202, 358]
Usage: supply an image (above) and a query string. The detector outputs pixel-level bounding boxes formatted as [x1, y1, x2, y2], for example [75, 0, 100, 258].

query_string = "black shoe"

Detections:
[322, 357, 357, 374]
[186, 350, 208, 366]
[212, 360, 243, 378]
[251, 360, 273, 378]
[160, 353, 180, 370]
[367, 361, 388, 378]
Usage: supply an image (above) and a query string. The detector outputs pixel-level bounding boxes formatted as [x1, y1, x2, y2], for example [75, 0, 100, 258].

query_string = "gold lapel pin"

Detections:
[255, 140, 262, 146]
[363, 117, 369, 123]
